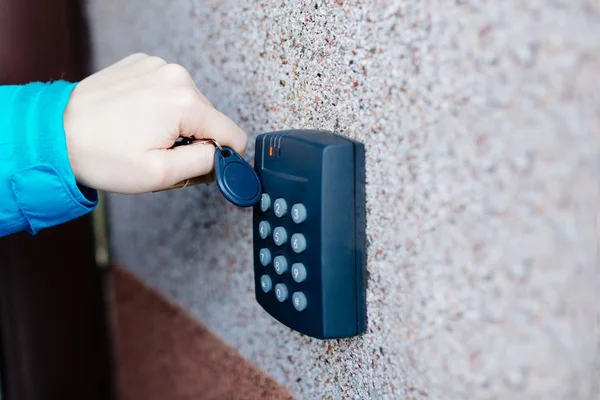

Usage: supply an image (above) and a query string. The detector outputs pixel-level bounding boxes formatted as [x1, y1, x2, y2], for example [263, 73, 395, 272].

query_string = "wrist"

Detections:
[62, 83, 85, 186]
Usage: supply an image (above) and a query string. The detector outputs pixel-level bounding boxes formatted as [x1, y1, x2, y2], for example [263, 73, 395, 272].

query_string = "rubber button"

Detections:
[259, 221, 271, 239]
[275, 283, 288, 302]
[273, 227, 288, 246]
[260, 275, 272, 293]
[259, 248, 271, 266]
[291, 263, 307, 283]
[291, 233, 306, 253]
[273, 256, 288, 275]
[274, 198, 288, 218]
[260, 194, 271, 212]
[291, 204, 307, 223]
[292, 292, 307, 311]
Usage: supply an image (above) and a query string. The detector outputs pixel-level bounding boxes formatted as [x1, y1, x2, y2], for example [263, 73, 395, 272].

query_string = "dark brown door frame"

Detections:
[0, 1, 113, 399]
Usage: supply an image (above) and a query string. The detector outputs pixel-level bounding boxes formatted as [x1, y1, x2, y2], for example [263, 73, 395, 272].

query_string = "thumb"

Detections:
[159, 142, 216, 186]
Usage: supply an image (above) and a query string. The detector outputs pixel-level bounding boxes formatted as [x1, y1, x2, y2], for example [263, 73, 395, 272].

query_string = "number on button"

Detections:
[273, 256, 288, 275]
[291, 233, 306, 253]
[291, 263, 306, 283]
[292, 292, 307, 311]
[275, 283, 288, 302]
[274, 199, 287, 218]
[260, 194, 271, 212]
[259, 221, 271, 239]
[259, 248, 271, 266]
[273, 227, 287, 246]
[260, 275, 272, 293]
[291, 204, 307, 224]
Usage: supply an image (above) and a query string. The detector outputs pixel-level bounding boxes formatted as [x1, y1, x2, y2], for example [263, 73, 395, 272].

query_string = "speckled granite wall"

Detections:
[87, 1, 600, 399]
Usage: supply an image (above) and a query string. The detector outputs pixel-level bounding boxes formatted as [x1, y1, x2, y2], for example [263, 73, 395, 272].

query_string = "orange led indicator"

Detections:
[269, 146, 273, 156]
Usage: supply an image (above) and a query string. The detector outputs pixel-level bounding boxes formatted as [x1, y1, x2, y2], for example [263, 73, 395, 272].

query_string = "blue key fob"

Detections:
[214, 146, 261, 207]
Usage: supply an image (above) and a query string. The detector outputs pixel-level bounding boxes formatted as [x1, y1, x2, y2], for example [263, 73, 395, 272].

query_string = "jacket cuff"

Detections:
[9, 81, 98, 234]
[10, 165, 97, 234]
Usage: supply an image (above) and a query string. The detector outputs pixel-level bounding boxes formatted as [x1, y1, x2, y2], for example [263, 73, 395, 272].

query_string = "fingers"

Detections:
[178, 93, 248, 155]
[158, 141, 216, 185]
[157, 64, 213, 107]
[154, 92, 247, 189]
[104, 54, 215, 113]
[191, 86, 213, 108]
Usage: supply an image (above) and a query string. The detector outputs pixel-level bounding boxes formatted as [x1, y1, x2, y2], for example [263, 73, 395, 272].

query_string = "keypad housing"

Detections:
[253, 130, 366, 339]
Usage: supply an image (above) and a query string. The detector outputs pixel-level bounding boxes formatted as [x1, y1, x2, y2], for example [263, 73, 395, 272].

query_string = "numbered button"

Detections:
[291, 263, 307, 283]
[291, 233, 307, 253]
[291, 204, 307, 224]
[260, 275, 272, 293]
[273, 227, 288, 246]
[258, 221, 271, 239]
[273, 256, 288, 275]
[259, 248, 272, 266]
[260, 194, 271, 212]
[275, 283, 288, 302]
[274, 198, 288, 218]
[292, 292, 308, 311]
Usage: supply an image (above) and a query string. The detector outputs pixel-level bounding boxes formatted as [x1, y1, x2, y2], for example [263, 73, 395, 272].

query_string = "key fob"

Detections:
[214, 146, 261, 207]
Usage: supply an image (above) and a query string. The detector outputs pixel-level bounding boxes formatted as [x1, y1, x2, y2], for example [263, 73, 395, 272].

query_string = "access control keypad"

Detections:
[253, 130, 366, 339]
[258, 199, 309, 310]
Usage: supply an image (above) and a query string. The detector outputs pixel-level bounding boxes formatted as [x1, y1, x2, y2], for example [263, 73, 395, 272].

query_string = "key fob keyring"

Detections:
[155, 137, 262, 208]
[214, 146, 262, 207]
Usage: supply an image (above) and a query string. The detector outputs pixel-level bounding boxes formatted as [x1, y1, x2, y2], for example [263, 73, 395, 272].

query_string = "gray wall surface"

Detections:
[87, 1, 600, 399]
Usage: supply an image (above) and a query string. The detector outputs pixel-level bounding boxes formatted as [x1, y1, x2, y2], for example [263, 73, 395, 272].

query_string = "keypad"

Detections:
[253, 130, 366, 339]
[258, 194, 310, 312]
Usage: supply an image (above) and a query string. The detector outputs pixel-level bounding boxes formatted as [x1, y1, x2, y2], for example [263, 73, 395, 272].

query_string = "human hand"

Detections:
[63, 53, 247, 194]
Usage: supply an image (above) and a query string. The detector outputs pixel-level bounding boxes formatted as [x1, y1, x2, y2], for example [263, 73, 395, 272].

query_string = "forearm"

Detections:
[0, 81, 97, 237]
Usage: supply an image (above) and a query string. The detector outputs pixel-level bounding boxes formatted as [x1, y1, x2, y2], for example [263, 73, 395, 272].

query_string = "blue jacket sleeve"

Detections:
[0, 81, 98, 237]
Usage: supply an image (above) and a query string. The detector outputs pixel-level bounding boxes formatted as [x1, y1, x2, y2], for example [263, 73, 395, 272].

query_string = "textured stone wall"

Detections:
[87, 1, 600, 399]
